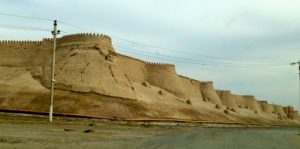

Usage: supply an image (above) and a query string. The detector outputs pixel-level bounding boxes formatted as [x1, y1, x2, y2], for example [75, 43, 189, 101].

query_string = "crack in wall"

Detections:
[80, 62, 90, 83]
[109, 64, 118, 83]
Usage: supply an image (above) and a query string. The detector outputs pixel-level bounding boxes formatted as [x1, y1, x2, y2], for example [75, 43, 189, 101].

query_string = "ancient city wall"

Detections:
[200, 81, 222, 105]
[57, 33, 111, 45]
[145, 62, 187, 99]
[57, 33, 114, 56]
[273, 104, 286, 117]
[242, 95, 263, 113]
[116, 53, 147, 83]
[0, 33, 297, 122]
[261, 102, 275, 114]
[116, 53, 205, 105]
[177, 75, 203, 106]
[189, 79, 204, 104]
[190, 79, 203, 94]
[233, 94, 248, 108]
[284, 106, 294, 119]
[0, 40, 42, 67]
[216, 90, 238, 108]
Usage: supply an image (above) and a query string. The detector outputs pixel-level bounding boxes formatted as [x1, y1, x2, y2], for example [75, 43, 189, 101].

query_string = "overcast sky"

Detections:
[1, 0, 299, 110]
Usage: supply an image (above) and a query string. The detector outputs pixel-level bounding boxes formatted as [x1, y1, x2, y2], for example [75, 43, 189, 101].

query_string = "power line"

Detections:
[0, 24, 50, 32]
[117, 48, 288, 68]
[56, 22, 288, 64]
[0, 24, 71, 35]
[114, 45, 288, 66]
[0, 12, 52, 21]
[0, 11, 290, 66]
[59, 21, 95, 32]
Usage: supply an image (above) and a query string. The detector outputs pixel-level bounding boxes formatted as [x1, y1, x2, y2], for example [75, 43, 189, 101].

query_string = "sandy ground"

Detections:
[0, 113, 300, 149]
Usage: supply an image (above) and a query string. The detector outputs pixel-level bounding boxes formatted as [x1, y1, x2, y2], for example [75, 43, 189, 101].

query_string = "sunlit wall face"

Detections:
[0, 0, 299, 110]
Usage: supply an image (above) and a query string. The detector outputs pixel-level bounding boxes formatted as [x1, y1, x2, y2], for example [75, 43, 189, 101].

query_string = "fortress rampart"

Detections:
[216, 90, 231, 94]
[0, 33, 297, 122]
[190, 79, 201, 86]
[0, 33, 114, 67]
[116, 53, 147, 83]
[216, 90, 239, 108]
[177, 75, 203, 105]
[199, 81, 222, 105]
[0, 40, 42, 67]
[284, 106, 295, 119]
[145, 62, 176, 74]
[273, 104, 286, 117]
[200, 81, 213, 85]
[261, 102, 275, 113]
[57, 33, 114, 55]
[145, 61, 187, 99]
[242, 95, 256, 100]
[233, 95, 247, 108]
[178, 75, 192, 81]
[247, 99, 263, 113]
[57, 33, 111, 44]
[0, 40, 42, 44]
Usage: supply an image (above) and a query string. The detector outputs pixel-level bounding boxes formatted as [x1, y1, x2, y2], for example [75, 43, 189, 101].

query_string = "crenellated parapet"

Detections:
[57, 33, 112, 45]
[40, 38, 53, 48]
[42, 38, 53, 41]
[199, 81, 213, 85]
[0, 39, 44, 67]
[145, 61, 176, 74]
[0, 40, 43, 52]
[144, 61, 174, 66]
[0, 40, 42, 44]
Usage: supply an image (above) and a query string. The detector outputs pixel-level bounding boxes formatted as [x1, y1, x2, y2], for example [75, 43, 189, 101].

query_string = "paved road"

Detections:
[0, 116, 299, 149]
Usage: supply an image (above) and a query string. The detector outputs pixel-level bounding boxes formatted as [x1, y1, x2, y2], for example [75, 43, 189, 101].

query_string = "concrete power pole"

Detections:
[291, 60, 300, 129]
[49, 20, 60, 123]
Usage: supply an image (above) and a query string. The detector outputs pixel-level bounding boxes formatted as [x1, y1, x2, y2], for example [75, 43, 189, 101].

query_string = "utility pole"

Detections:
[49, 20, 60, 123]
[291, 60, 300, 131]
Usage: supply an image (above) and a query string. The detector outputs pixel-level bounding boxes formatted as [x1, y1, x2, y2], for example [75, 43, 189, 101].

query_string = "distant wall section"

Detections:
[200, 81, 222, 105]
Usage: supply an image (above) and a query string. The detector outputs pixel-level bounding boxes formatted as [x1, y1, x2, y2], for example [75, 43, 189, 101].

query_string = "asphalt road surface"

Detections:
[0, 114, 299, 149]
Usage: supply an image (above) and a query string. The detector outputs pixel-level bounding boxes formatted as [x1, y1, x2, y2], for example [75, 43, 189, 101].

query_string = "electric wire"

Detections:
[114, 45, 288, 66]
[56, 22, 288, 64]
[0, 11, 290, 67]
[0, 24, 50, 32]
[0, 12, 53, 21]
[117, 48, 288, 68]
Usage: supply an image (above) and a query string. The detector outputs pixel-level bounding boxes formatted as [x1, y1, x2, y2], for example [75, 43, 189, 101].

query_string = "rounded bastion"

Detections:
[57, 33, 114, 54]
